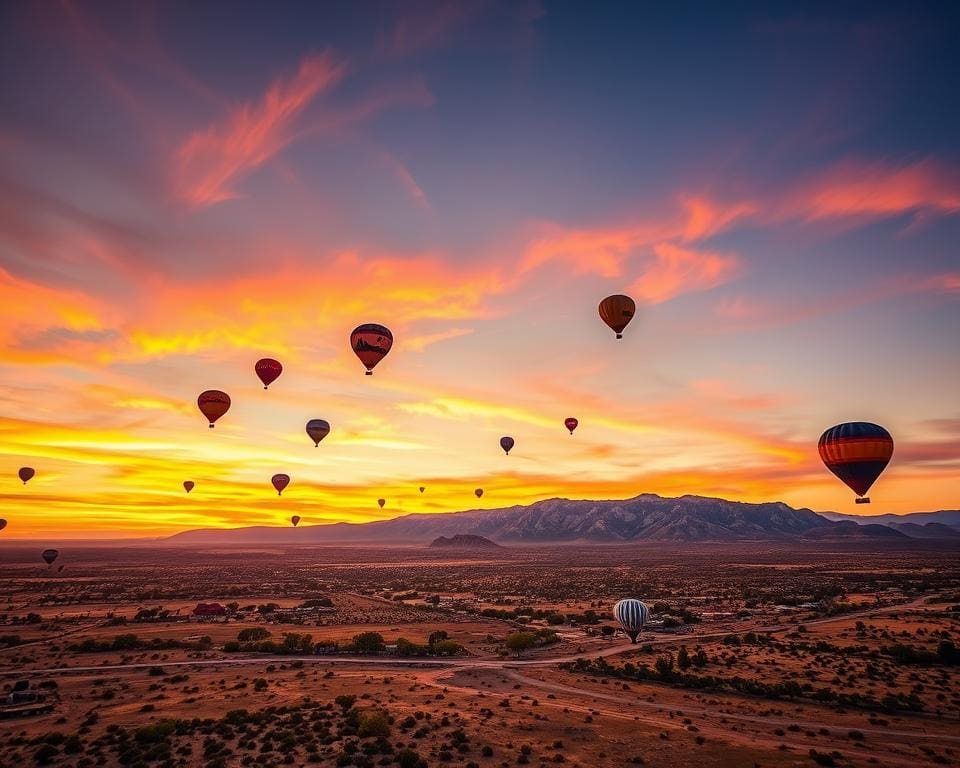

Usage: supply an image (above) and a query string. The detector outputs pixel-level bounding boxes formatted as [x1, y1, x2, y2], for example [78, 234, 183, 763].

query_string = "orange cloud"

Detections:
[175, 53, 347, 207]
[630, 242, 740, 304]
[779, 158, 960, 221]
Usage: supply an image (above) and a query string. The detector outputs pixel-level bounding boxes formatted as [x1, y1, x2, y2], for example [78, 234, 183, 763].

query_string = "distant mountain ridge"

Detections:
[165, 493, 952, 545]
[821, 510, 960, 530]
[429, 534, 501, 549]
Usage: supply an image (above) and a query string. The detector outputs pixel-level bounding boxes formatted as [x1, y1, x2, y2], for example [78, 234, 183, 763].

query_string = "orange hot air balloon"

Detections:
[500, 436, 514, 455]
[183, 481, 195, 493]
[255, 358, 283, 389]
[599, 294, 636, 339]
[306, 419, 331, 447]
[291, 515, 301, 527]
[475, 488, 483, 498]
[564, 417, 579, 434]
[198, 390, 231, 428]
[377, 498, 386, 509]
[818, 422, 894, 503]
[41, 548, 58, 566]
[271, 474, 290, 496]
[351, 324, 393, 375]
[18, 467, 35, 484]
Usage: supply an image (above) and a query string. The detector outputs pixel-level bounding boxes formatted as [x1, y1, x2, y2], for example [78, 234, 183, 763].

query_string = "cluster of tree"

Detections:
[68, 634, 211, 653]
[0, 634, 24, 648]
[882, 640, 958, 666]
[222, 631, 315, 655]
[562, 655, 925, 713]
[133, 607, 174, 622]
[299, 598, 334, 608]
[504, 629, 560, 657]
[393, 631, 464, 657]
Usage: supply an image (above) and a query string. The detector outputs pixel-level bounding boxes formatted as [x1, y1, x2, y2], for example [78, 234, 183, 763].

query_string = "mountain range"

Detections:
[166, 494, 960, 545]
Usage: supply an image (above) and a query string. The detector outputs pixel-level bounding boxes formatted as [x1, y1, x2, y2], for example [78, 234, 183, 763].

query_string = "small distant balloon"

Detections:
[306, 419, 331, 447]
[475, 488, 484, 498]
[564, 417, 579, 435]
[419, 486, 425, 493]
[183, 481, 194, 493]
[0, 519, 7, 532]
[351, 323, 393, 375]
[255, 358, 283, 389]
[18, 467, 35, 484]
[271, 474, 290, 496]
[41, 548, 59, 566]
[500, 436, 514, 455]
[599, 294, 636, 339]
[198, 390, 231, 428]
[291, 515, 301, 527]
[377, 498, 386, 509]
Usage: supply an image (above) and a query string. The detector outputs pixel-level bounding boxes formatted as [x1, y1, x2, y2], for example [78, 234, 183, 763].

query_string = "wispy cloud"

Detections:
[175, 53, 347, 207]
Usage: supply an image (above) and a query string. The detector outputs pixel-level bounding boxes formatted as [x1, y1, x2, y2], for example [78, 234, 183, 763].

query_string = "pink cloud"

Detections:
[630, 242, 740, 304]
[175, 53, 347, 207]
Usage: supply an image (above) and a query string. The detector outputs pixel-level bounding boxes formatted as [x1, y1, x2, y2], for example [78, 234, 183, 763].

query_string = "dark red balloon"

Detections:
[18, 467, 35, 484]
[183, 481, 195, 493]
[500, 436, 514, 455]
[564, 417, 578, 434]
[198, 390, 231, 428]
[255, 358, 282, 389]
[291, 515, 301, 527]
[271, 474, 290, 495]
[41, 548, 58, 565]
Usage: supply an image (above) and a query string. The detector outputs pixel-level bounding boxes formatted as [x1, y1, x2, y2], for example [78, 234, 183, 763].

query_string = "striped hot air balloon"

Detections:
[818, 422, 893, 504]
[598, 295, 636, 339]
[613, 598, 649, 643]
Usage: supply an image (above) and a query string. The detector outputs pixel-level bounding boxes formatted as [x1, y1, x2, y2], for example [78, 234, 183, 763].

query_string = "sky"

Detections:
[1, 1, 958, 538]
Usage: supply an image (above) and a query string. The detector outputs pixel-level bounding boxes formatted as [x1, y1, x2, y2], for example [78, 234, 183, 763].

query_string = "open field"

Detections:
[1, 540, 958, 767]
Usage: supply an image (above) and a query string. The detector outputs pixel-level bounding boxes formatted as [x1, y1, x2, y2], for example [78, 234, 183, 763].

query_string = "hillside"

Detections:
[821, 510, 960, 531]
[165, 493, 896, 545]
[429, 534, 501, 549]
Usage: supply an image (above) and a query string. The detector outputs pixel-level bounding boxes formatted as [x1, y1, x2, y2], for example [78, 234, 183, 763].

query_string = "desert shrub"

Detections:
[238, 628, 271, 642]
[357, 710, 391, 739]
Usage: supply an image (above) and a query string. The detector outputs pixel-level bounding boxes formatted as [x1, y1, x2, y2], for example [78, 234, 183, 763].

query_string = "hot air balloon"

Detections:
[291, 515, 301, 527]
[500, 436, 514, 455]
[564, 417, 578, 435]
[599, 294, 636, 339]
[183, 481, 195, 494]
[613, 598, 649, 643]
[818, 422, 894, 504]
[377, 498, 386, 509]
[419, 486, 425, 493]
[255, 358, 283, 389]
[18, 467, 35, 484]
[271, 474, 290, 496]
[41, 549, 59, 566]
[198, 390, 231, 428]
[0, 519, 7, 532]
[306, 419, 331, 447]
[475, 488, 484, 498]
[350, 324, 393, 375]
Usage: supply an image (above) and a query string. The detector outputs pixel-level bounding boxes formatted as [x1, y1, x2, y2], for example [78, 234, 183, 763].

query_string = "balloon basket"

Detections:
[855, 497, 871, 504]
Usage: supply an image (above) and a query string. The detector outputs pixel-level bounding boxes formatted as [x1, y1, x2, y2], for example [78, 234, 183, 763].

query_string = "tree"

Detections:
[352, 632, 385, 654]
[427, 630, 449, 649]
[654, 654, 674, 677]
[600, 625, 615, 638]
[335, 695, 357, 711]
[238, 627, 271, 642]
[395, 638, 426, 657]
[505, 632, 537, 658]
[693, 648, 708, 668]
[677, 646, 691, 670]
[432, 640, 463, 656]
[358, 710, 391, 739]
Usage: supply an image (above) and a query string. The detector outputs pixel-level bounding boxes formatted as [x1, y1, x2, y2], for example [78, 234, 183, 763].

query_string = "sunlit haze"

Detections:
[1, 2, 958, 538]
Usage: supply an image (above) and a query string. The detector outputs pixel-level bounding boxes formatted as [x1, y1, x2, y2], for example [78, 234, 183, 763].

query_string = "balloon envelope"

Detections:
[350, 324, 393, 374]
[418, 486, 425, 493]
[41, 548, 59, 565]
[475, 488, 483, 498]
[183, 481, 194, 493]
[500, 436, 514, 455]
[598, 294, 636, 339]
[198, 390, 231, 428]
[377, 498, 386, 509]
[291, 515, 301, 527]
[564, 417, 578, 434]
[18, 467, 35, 484]
[271, 474, 290, 495]
[0, 519, 6, 532]
[818, 422, 893, 499]
[255, 358, 283, 389]
[306, 419, 331, 446]
[613, 598, 649, 643]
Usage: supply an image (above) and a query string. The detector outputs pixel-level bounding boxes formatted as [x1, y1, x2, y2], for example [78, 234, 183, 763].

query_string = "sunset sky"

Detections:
[1, 2, 958, 538]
